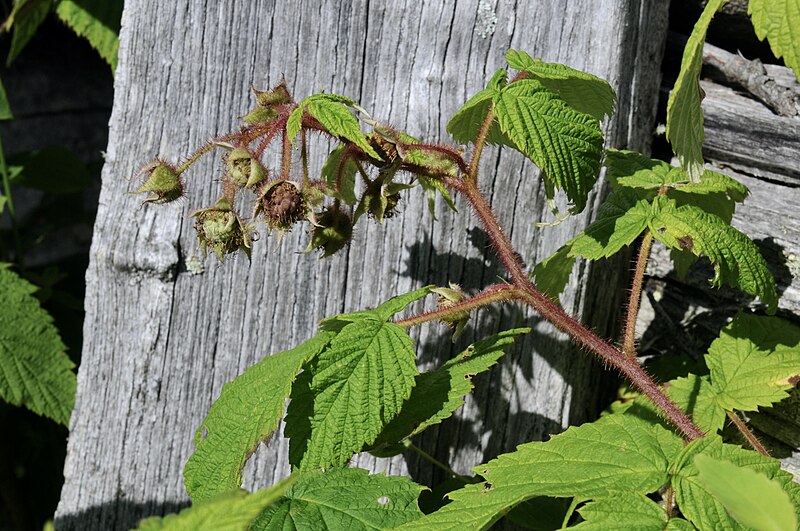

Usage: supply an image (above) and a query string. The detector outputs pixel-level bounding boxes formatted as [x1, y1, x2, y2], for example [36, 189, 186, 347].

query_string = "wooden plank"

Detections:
[55, 1, 669, 529]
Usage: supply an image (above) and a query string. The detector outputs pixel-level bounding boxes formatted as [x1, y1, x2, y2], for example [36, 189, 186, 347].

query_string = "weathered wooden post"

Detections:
[56, 1, 669, 528]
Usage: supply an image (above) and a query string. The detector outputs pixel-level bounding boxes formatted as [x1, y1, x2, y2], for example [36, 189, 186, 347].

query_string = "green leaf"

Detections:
[286, 319, 418, 469]
[321, 144, 358, 205]
[0, 76, 12, 120]
[694, 454, 797, 531]
[650, 198, 777, 312]
[8, 146, 92, 194]
[530, 245, 576, 301]
[3, 0, 54, 65]
[397, 415, 682, 530]
[749, 0, 800, 80]
[0, 264, 75, 425]
[183, 332, 334, 502]
[286, 106, 304, 143]
[251, 468, 423, 530]
[567, 188, 651, 259]
[301, 94, 381, 159]
[506, 50, 616, 121]
[666, 0, 726, 181]
[573, 492, 670, 530]
[494, 78, 604, 213]
[372, 328, 529, 449]
[136, 476, 297, 531]
[417, 176, 457, 219]
[671, 436, 798, 531]
[666, 373, 725, 434]
[503, 497, 571, 530]
[55, 0, 121, 73]
[446, 68, 508, 145]
[705, 312, 800, 412]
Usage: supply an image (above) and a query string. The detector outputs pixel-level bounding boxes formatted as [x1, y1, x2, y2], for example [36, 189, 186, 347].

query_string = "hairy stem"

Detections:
[727, 410, 769, 456]
[395, 284, 516, 328]
[281, 124, 292, 177]
[301, 128, 309, 185]
[467, 107, 495, 183]
[623, 230, 654, 359]
[176, 141, 216, 174]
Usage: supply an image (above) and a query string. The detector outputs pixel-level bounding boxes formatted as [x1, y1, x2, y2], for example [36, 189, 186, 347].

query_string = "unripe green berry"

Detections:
[306, 207, 353, 258]
[191, 197, 252, 261]
[133, 161, 183, 204]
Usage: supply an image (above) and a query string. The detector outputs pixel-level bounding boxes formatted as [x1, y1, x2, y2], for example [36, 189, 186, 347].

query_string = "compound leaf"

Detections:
[506, 49, 616, 120]
[446, 68, 508, 145]
[650, 199, 777, 312]
[251, 468, 423, 530]
[666, 0, 726, 181]
[0, 263, 75, 425]
[397, 414, 682, 530]
[286, 319, 418, 470]
[372, 328, 529, 449]
[573, 492, 670, 530]
[183, 332, 334, 502]
[494, 78, 604, 213]
[749, 0, 800, 80]
[694, 454, 797, 531]
[136, 476, 296, 531]
[55, 0, 121, 72]
[303, 95, 380, 159]
[705, 312, 800, 412]
[665, 373, 725, 434]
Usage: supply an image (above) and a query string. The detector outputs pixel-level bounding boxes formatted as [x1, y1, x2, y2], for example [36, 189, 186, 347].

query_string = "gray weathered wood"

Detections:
[55, 1, 669, 529]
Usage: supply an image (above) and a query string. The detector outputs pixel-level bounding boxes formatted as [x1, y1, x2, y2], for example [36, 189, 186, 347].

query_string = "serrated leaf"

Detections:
[705, 312, 800, 412]
[749, 0, 800, 80]
[530, 245, 576, 301]
[446, 68, 508, 145]
[650, 199, 777, 312]
[0, 76, 12, 120]
[666, 374, 726, 434]
[286, 106, 303, 143]
[183, 332, 334, 502]
[494, 79, 604, 213]
[136, 476, 297, 531]
[666, 0, 726, 181]
[567, 188, 651, 259]
[322, 286, 433, 326]
[573, 492, 669, 530]
[4, 0, 54, 65]
[694, 454, 797, 531]
[301, 95, 380, 159]
[0, 263, 75, 425]
[397, 415, 683, 530]
[671, 436, 798, 531]
[321, 144, 358, 205]
[506, 50, 616, 121]
[251, 468, 423, 530]
[55, 0, 121, 73]
[286, 319, 418, 469]
[372, 329, 529, 449]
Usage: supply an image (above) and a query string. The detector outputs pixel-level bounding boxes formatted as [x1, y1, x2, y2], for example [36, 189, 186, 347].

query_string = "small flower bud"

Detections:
[132, 161, 183, 204]
[191, 197, 252, 261]
[241, 81, 293, 124]
[306, 207, 353, 258]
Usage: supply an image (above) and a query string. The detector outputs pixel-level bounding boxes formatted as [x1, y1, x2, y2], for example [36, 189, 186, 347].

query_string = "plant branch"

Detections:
[727, 410, 769, 456]
[406, 441, 472, 482]
[467, 107, 495, 183]
[623, 230, 653, 359]
[281, 123, 292, 177]
[301, 128, 309, 185]
[395, 284, 516, 328]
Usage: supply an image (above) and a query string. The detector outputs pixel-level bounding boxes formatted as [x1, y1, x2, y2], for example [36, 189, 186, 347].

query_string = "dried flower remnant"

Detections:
[191, 197, 252, 261]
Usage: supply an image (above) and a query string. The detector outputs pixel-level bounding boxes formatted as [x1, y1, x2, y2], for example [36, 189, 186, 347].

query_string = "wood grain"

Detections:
[55, 1, 669, 528]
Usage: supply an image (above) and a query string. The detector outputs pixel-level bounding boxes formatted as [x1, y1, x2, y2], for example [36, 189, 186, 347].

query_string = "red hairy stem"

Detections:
[401, 143, 469, 175]
[726, 410, 769, 456]
[253, 116, 287, 158]
[301, 128, 309, 184]
[623, 230, 654, 358]
[281, 123, 292, 177]
[467, 108, 495, 183]
[395, 284, 517, 328]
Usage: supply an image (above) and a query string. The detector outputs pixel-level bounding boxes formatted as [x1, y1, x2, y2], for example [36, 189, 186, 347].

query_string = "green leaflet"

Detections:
[371, 328, 529, 451]
[251, 468, 423, 530]
[567, 188, 651, 260]
[417, 176, 457, 219]
[749, 0, 800, 80]
[285, 318, 418, 470]
[665, 374, 725, 434]
[397, 414, 683, 530]
[4, 0, 54, 65]
[573, 492, 674, 530]
[530, 245, 576, 301]
[494, 78, 604, 213]
[55, 0, 122, 73]
[136, 476, 297, 530]
[290, 94, 380, 159]
[694, 454, 797, 531]
[705, 312, 800, 412]
[0, 76, 12, 120]
[446, 68, 509, 145]
[183, 332, 334, 502]
[321, 144, 358, 205]
[671, 436, 799, 531]
[505, 49, 616, 121]
[0, 264, 75, 425]
[666, 0, 726, 182]
[650, 198, 777, 313]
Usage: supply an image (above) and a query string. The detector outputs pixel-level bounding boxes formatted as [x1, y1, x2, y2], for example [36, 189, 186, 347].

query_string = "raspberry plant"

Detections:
[132, 2, 800, 529]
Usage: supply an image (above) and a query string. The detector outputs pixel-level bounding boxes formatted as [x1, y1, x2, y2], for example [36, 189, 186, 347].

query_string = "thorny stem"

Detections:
[727, 410, 769, 456]
[406, 441, 472, 482]
[467, 107, 495, 183]
[402, 143, 469, 175]
[664, 484, 675, 518]
[395, 284, 516, 328]
[301, 128, 309, 185]
[176, 142, 216, 174]
[281, 124, 292, 177]
[623, 230, 654, 359]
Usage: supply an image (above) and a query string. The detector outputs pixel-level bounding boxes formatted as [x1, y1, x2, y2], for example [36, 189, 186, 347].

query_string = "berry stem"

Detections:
[395, 284, 516, 328]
